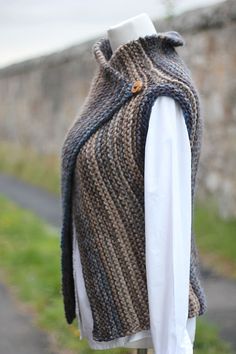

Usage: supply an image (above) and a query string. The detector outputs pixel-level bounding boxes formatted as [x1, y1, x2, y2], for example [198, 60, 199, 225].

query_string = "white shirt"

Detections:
[72, 96, 196, 353]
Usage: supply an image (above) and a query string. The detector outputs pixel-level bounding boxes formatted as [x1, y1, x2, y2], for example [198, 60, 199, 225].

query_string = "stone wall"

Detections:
[0, 0, 235, 218]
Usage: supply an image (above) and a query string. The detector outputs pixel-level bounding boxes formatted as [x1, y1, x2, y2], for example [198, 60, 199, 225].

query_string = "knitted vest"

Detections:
[60, 31, 207, 341]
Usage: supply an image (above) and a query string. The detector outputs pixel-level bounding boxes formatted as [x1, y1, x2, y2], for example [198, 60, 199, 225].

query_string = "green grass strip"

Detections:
[0, 142, 60, 195]
[195, 199, 236, 279]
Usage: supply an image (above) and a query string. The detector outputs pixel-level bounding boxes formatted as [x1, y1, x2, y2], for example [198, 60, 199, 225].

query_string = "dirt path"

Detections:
[0, 277, 56, 354]
[0, 173, 235, 352]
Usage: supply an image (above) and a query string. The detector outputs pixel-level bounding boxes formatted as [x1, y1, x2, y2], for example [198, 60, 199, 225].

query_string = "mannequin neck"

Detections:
[107, 13, 157, 53]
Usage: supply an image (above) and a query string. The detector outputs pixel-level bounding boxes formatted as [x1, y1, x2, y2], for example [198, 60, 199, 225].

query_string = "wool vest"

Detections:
[60, 30, 208, 342]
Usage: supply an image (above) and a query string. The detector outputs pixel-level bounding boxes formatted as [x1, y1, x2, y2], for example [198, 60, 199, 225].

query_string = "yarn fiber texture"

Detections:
[60, 30, 208, 341]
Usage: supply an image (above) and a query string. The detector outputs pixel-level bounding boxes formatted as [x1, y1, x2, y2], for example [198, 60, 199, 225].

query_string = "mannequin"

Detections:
[71, 13, 197, 354]
[107, 13, 156, 53]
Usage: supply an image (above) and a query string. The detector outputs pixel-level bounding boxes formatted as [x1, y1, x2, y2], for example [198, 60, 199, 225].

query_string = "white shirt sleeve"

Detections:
[144, 96, 196, 354]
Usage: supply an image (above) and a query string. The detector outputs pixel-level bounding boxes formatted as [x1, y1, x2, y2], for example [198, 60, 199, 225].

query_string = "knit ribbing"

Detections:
[60, 31, 207, 339]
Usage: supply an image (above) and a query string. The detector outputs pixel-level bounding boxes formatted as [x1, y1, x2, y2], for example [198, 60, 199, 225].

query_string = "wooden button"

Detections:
[131, 79, 143, 93]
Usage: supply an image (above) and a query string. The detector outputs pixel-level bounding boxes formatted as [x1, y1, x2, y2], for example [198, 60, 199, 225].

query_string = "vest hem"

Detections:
[87, 329, 153, 350]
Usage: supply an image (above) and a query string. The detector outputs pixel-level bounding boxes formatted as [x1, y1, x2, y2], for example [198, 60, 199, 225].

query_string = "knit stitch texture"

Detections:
[60, 30, 208, 341]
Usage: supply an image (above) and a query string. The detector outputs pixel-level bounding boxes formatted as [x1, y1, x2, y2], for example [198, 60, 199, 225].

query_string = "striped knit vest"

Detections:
[60, 31, 208, 341]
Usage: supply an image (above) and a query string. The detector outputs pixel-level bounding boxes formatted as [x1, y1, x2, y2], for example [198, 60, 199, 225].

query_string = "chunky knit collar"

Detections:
[92, 31, 185, 89]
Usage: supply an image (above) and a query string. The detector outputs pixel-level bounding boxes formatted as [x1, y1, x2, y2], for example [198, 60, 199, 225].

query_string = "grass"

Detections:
[194, 199, 236, 279]
[0, 142, 60, 195]
[0, 195, 234, 354]
[194, 318, 233, 354]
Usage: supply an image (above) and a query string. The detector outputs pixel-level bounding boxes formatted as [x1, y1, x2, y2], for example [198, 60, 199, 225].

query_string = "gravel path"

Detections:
[0, 173, 235, 352]
[0, 281, 56, 354]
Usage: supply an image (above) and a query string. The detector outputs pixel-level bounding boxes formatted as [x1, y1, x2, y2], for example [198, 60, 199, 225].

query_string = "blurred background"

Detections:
[0, 0, 235, 354]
